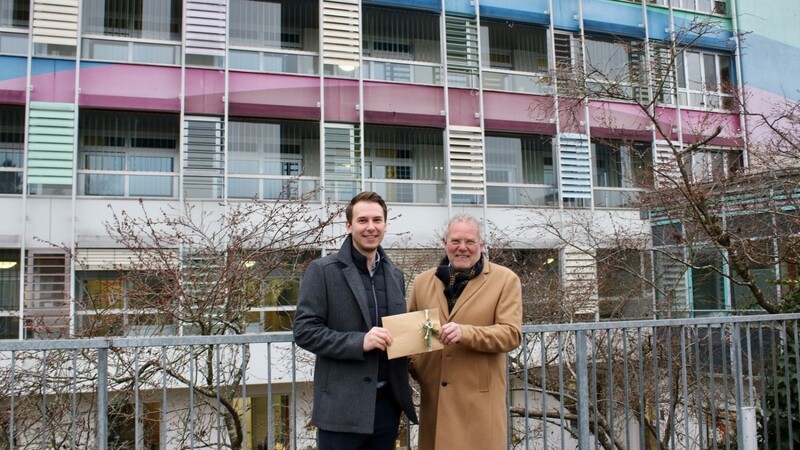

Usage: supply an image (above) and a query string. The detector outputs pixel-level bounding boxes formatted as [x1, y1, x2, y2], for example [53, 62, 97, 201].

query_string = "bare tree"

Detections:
[497, 16, 800, 450]
[2, 190, 343, 449]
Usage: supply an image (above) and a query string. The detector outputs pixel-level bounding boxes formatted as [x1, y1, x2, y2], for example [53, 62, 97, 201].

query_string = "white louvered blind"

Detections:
[25, 250, 71, 334]
[445, 14, 479, 75]
[185, 0, 227, 56]
[27, 101, 75, 186]
[448, 126, 484, 197]
[322, 0, 360, 67]
[76, 248, 137, 270]
[654, 140, 680, 188]
[558, 133, 592, 200]
[562, 246, 597, 315]
[32, 0, 79, 46]
[656, 249, 688, 311]
[183, 117, 225, 199]
[324, 123, 361, 201]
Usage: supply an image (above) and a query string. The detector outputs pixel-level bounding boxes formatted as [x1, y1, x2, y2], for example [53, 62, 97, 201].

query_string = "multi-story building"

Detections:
[0, 0, 797, 332]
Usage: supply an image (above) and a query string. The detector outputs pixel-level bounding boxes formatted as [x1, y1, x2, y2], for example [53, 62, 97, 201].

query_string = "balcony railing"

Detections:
[1, 313, 798, 449]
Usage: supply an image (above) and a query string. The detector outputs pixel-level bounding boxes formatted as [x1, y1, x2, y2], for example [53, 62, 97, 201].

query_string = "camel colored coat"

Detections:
[408, 261, 522, 450]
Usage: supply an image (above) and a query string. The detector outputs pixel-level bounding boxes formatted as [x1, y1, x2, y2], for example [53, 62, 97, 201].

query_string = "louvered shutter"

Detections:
[183, 117, 225, 199]
[445, 14, 479, 75]
[562, 246, 597, 315]
[32, 0, 79, 46]
[448, 126, 484, 200]
[553, 32, 579, 94]
[25, 250, 70, 335]
[558, 133, 592, 200]
[185, 0, 227, 57]
[655, 248, 688, 311]
[650, 41, 675, 104]
[322, 0, 360, 68]
[27, 101, 75, 186]
[628, 40, 650, 103]
[324, 123, 361, 201]
[76, 248, 138, 271]
[654, 140, 680, 188]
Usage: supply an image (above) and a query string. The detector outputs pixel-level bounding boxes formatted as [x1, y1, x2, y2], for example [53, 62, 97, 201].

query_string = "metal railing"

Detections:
[1, 313, 798, 449]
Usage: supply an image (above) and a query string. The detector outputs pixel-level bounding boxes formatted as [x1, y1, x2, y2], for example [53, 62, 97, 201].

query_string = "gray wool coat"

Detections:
[293, 235, 418, 434]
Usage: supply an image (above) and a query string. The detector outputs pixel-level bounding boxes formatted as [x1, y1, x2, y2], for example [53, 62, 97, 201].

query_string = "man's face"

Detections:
[444, 221, 484, 271]
[346, 201, 387, 256]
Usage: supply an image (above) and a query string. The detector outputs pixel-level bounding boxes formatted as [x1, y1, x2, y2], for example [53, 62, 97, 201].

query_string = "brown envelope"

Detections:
[383, 308, 444, 359]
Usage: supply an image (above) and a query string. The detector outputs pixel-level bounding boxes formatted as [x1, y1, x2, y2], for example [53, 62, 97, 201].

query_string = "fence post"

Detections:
[97, 347, 108, 450]
[740, 406, 757, 449]
[576, 330, 590, 449]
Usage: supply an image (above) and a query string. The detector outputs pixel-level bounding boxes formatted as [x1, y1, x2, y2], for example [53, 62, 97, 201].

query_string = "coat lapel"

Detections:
[336, 238, 372, 328]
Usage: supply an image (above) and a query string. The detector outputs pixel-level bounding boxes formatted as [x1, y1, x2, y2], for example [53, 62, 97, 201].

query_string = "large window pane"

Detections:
[485, 133, 555, 206]
[363, 7, 440, 64]
[0, 249, 20, 311]
[480, 21, 548, 73]
[228, 119, 319, 200]
[0, 106, 24, 194]
[79, 111, 179, 197]
[229, 0, 318, 51]
[0, 0, 29, 28]
[592, 140, 652, 189]
[82, 0, 182, 40]
[364, 125, 444, 203]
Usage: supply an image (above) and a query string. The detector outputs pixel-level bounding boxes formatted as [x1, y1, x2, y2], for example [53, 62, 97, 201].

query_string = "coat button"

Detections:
[441, 381, 448, 387]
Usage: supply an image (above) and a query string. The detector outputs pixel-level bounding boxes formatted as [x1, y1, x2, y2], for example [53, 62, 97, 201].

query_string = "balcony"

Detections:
[0, 313, 798, 449]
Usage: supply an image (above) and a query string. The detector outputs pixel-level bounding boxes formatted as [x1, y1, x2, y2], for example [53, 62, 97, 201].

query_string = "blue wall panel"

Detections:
[0, 56, 26, 82]
[364, 0, 440, 12]
[444, 0, 475, 15]
[480, 0, 550, 26]
[551, 0, 580, 31]
[582, 0, 645, 38]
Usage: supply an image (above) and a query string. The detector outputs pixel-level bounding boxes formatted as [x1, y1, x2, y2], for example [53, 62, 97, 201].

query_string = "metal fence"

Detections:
[1, 313, 799, 449]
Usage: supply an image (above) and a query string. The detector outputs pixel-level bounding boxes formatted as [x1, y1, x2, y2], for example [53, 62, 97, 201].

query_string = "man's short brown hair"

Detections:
[346, 191, 388, 224]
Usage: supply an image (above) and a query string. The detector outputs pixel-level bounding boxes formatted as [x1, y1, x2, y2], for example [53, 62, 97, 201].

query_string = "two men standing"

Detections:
[294, 192, 522, 450]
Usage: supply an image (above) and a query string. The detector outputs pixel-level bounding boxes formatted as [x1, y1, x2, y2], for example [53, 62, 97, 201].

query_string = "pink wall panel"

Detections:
[588, 101, 653, 140]
[185, 68, 225, 115]
[483, 91, 556, 134]
[447, 88, 480, 127]
[323, 78, 359, 123]
[228, 72, 320, 119]
[79, 64, 181, 111]
[29, 60, 76, 103]
[362, 82, 445, 127]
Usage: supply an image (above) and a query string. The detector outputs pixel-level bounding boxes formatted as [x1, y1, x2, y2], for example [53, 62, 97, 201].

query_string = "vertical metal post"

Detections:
[576, 330, 590, 449]
[97, 347, 108, 450]
[740, 406, 757, 449]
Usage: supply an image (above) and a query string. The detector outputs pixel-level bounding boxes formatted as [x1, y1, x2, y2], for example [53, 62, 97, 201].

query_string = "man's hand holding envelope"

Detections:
[382, 308, 445, 359]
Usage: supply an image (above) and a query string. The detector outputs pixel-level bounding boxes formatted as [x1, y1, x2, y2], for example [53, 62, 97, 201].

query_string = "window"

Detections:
[653, 0, 727, 15]
[0, 249, 19, 339]
[491, 248, 560, 323]
[78, 111, 179, 197]
[691, 249, 727, 314]
[241, 393, 293, 449]
[361, 6, 441, 84]
[592, 140, 653, 208]
[0, 0, 29, 55]
[584, 35, 647, 101]
[677, 50, 734, 109]
[228, 119, 320, 200]
[82, 0, 182, 64]
[0, 0, 28, 28]
[485, 133, 556, 206]
[228, 0, 319, 74]
[0, 106, 23, 194]
[597, 248, 652, 318]
[682, 147, 743, 182]
[363, 125, 445, 204]
[480, 21, 549, 93]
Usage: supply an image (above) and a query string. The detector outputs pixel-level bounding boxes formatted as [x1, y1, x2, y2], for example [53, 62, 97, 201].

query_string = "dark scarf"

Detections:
[435, 256, 484, 312]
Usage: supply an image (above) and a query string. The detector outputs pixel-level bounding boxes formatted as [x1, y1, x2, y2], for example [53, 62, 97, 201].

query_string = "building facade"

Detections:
[0, 0, 798, 339]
